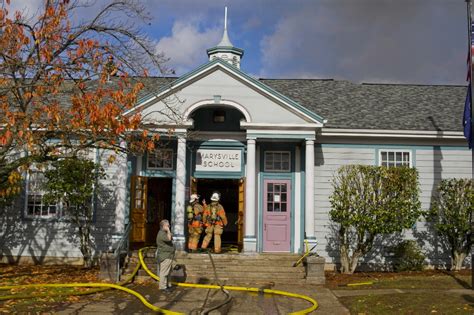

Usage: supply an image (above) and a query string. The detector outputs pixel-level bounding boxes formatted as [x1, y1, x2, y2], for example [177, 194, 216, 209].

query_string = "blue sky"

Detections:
[12, 0, 471, 85]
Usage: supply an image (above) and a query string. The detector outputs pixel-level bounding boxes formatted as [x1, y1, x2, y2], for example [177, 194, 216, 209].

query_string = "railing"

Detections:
[113, 223, 131, 283]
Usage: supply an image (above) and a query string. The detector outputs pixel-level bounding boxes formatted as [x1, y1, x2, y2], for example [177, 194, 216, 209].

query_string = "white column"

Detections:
[173, 136, 186, 244]
[305, 139, 315, 239]
[294, 146, 301, 253]
[244, 138, 257, 252]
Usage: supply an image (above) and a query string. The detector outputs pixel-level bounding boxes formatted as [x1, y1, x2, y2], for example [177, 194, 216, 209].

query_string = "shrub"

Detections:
[392, 240, 425, 272]
[427, 178, 474, 271]
[330, 165, 421, 274]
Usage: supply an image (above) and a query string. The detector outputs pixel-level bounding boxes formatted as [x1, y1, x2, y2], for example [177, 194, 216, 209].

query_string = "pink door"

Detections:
[263, 179, 291, 252]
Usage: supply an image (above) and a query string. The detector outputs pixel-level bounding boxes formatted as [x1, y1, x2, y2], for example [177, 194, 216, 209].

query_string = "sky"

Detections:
[8, 0, 471, 85]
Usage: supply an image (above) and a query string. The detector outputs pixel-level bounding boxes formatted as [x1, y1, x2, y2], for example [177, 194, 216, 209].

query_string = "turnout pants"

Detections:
[201, 225, 224, 253]
[188, 226, 202, 250]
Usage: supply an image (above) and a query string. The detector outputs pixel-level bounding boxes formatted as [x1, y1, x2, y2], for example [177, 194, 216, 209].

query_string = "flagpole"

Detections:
[467, 0, 474, 291]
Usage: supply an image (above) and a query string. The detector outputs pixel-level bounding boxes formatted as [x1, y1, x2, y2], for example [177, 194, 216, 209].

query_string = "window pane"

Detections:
[274, 185, 280, 193]
[267, 203, 273, 212]
[281, 203, 287, 212]
[281, 193, 287, 202]
[148, 149, 173, 169]
[274, 161, 282, 170]
[388, 152, 395, 162]
[264, 152, 291, 171]
[273, 204, 280, 212]
[268, 183, 273, 192]
[380, 150, 411, 168]
[396, 152, 402, 162]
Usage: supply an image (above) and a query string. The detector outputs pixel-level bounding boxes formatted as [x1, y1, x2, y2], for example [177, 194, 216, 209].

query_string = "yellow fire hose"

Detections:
[0, 247, 318, 314]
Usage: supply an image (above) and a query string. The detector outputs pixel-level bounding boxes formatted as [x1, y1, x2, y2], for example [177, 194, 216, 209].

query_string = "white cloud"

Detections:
[155, 20, 222, 75]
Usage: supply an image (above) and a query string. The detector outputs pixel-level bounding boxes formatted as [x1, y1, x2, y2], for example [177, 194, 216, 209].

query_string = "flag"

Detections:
[464, 83, 473, 149]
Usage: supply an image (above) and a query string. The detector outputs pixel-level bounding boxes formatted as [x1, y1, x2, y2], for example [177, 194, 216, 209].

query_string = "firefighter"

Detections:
[186, 194, 204, 252]
[201, 192, 228, 253]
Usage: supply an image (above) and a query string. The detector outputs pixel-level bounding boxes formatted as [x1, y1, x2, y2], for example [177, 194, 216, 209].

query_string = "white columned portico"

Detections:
[305, 138, 316, 240]
[174, 134, 187, 248]
[244, 137, 257, 252]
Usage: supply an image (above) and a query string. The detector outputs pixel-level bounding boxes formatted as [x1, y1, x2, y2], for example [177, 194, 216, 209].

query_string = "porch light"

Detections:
[213, 110, 226, 123]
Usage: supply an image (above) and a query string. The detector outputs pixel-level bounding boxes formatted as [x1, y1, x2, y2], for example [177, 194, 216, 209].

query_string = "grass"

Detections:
[340, 292, 474, 315]
[326, 270, 472, 290]
[0, 264, 102, 313]
[327, 270, 474, 314]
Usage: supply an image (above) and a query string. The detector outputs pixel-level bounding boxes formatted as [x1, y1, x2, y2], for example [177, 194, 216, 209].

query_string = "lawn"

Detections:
[0, 264, 103, 313]
[326, 270, 474, 314]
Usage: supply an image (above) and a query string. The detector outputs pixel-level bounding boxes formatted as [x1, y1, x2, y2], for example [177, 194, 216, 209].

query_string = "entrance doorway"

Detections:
[195, 178, 243, 251]
[129, 176, 172, 248]
[146, 177, 172, 245]
[263, 179, 291, 252]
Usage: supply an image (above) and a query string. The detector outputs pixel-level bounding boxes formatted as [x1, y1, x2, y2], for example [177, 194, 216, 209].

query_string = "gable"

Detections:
[128, 59, 324, 129]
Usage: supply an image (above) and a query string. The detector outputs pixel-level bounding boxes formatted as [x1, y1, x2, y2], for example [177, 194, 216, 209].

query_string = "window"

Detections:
[379, 150, 412, 167]
[147, 149, 173, 170]
[266, 182, 288, 212]
[26, 171, 59, 218]
[264, 151, 291, 172]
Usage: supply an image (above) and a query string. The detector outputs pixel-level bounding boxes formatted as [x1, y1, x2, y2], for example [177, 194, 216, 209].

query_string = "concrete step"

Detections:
[125, 250, 308, 285]
[137, 255, 300, 267]
[137, 268, 305, 279]
[133, 273, 309, 285]
[140, 251, 302, 261]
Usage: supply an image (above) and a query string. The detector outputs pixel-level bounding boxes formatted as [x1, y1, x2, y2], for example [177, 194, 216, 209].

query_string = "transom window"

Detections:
[26, 171, 59, 218]
[264, 151, 291, 172]
[147, 149, 174, 170]
[379, 150, 412, 168]
[266, 183, 288, 212]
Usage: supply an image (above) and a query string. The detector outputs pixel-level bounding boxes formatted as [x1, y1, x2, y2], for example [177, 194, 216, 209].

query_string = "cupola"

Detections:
[207, 7, 244, 68]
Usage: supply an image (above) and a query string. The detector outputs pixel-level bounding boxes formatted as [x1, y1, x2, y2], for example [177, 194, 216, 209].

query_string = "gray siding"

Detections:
[0, 149, 127, 264]
[313, 145, 374, 265]
[313, 144, 472, 269]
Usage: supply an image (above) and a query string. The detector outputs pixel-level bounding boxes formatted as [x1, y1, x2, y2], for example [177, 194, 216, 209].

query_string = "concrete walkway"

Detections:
[54, 282, 349, 314]
[332, 288, 474, 298]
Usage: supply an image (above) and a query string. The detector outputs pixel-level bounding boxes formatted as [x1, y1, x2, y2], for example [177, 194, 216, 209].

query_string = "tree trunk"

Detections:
[452, 251, 467, 271]
[349, 250, 363, 274]
[340, 243, 351, 274]
[78, 222, 93, 268]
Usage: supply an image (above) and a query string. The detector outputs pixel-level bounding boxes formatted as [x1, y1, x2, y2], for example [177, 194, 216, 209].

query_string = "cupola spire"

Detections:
[207, 7, 244, 68]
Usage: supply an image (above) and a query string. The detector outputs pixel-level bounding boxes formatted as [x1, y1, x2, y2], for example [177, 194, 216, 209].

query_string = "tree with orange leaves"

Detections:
[0, 0, 171, 205]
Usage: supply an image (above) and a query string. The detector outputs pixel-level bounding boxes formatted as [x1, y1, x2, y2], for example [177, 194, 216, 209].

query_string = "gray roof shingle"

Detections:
[63, 75, 464, 132]
[260, 79, 467, 132]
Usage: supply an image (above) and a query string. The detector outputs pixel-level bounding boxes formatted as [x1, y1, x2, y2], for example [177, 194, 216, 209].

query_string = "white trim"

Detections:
[187, 131, 246, 142]
[183, 99, 252, 122]
[378, 149, 412, 168]
[241, 122, 322, 130]
[247, 129, 316, 136]
[125, 62, 322, 124]
[321, 128, 465, 139]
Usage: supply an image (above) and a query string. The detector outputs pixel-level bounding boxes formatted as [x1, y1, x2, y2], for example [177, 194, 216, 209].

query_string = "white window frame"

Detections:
[379, 149, 412, 168]
[264, 151, 291, 172]
[24, 170, 62, 219]
[147, 148, 174, 170]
